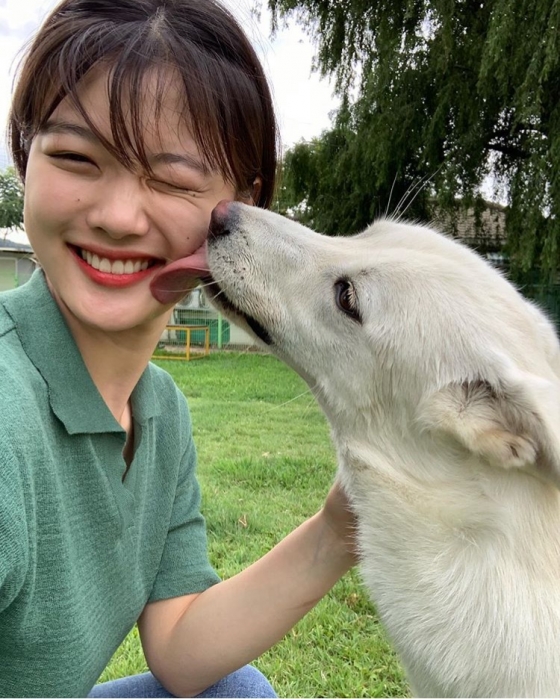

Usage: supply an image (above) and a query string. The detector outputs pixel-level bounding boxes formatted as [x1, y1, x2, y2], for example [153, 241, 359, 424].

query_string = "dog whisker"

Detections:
[156, 279, 227, 295]
[197, 277, 225, 291]
[385, 171, 399, 219]
[264, 386, 315, 413]
[301, 394, 319, 419]
[392, 174, 430, 219]
[232, 345, 259, 361]
[390, 177, 422, 220]
[393, 165, 444, 220]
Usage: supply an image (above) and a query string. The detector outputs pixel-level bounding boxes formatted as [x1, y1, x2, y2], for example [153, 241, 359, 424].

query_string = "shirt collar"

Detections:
[1, 270, 158, 435]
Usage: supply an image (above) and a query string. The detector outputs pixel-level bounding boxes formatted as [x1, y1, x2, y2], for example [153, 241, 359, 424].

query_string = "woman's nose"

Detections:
[86, 175, 150, 239]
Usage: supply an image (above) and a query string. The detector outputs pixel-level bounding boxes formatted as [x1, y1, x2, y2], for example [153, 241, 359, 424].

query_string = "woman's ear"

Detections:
[237, 177, 262, 206]
[250, 177, 262, 205]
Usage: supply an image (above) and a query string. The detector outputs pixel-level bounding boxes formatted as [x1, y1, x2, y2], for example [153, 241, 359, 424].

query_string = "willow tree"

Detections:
[269, 0, 560, 280]
[0, 167, 24, 230]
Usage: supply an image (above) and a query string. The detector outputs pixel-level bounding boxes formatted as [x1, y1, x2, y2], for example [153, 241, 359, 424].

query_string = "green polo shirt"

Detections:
[0, 271, 220, 697]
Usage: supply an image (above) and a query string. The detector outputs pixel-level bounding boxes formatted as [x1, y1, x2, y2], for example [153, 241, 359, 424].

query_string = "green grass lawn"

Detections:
[99, 351, 409, 697]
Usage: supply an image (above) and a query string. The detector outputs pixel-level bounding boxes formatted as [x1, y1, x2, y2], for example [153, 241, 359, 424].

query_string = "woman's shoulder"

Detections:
[0, 294, 16, 339]
[0, 298, 38, 375]
[141, 361, 193, 425]
[0, 305, 45, 432]
[146, 361, 189, 405]
[0, 313, 31, 392]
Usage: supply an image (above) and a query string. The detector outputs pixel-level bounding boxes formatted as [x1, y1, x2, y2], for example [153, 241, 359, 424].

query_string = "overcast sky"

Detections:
[0, 0, 339, 170]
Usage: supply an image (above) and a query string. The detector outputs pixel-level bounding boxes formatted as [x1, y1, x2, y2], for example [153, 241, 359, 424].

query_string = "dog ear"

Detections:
[416, 364, 560, 488]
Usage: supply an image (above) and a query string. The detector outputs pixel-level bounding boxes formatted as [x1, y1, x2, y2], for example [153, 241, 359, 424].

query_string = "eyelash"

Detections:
[147, 179, 202, 196]
[50, 152, 93, 163]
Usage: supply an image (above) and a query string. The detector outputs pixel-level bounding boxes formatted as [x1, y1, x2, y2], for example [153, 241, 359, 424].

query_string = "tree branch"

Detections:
[487, 142, 529, 159]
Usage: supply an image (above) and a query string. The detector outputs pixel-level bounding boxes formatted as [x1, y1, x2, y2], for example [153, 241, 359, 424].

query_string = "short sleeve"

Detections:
[0, 438, 29, 613]
[148, 432, 220, 602]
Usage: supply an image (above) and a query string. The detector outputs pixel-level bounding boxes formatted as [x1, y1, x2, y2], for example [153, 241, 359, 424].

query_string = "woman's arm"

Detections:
[139, 482, 357, 697]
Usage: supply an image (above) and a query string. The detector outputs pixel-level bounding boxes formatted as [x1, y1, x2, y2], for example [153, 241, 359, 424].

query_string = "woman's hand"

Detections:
[321, 479, 360, 566]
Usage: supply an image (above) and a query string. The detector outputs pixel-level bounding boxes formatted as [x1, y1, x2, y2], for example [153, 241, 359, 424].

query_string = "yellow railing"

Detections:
[152, 324, 210, 361]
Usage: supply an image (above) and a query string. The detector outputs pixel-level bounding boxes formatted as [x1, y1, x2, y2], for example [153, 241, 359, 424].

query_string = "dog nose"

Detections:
[209, 200, 232, 238]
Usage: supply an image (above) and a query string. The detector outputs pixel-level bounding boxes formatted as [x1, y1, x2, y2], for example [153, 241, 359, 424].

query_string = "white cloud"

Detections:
[222, 1, 339, 149]
[0, 0, 58, 165]
[0, 0, 338, 168]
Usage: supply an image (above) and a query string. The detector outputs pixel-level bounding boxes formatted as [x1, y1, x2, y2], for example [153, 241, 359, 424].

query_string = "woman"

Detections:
[0, 0, 357, 696]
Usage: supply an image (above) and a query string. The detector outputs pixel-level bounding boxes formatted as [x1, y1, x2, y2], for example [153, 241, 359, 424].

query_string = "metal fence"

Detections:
[523, 284, 560, 333]
[484, 253, 560, 332]
[153, 287, 260, 360]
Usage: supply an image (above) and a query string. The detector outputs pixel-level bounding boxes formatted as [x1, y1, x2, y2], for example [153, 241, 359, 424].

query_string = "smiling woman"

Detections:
[22, 65, 244, 338]
[0, 1, 358, 698]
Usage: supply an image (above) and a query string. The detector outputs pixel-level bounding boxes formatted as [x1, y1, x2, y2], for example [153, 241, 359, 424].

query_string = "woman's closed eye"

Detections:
[49, 151, 96, 165]
[147, 178, 204, 196]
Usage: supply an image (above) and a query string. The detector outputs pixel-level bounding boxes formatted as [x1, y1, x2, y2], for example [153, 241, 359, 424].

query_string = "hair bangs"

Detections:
[9, 0, 279, 206]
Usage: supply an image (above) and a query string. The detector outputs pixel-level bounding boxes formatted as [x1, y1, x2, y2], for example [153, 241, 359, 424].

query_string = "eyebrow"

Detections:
[150, 151, 210, 176]
[40, 119, 211, 175]
[41, 119, 99, 144]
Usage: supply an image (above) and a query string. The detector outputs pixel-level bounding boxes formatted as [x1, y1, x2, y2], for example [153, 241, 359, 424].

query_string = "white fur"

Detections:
[207, 204, 560, 697]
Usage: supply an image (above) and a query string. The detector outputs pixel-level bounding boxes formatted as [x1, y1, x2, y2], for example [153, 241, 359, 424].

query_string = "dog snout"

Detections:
[209, 199, 237, 238]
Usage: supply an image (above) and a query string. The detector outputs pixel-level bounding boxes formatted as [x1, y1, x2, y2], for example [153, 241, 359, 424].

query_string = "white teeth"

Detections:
[79, 248, 152, 275]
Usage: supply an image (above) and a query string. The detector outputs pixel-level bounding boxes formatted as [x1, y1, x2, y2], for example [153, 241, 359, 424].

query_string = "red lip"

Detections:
[70, 246, 163, 288]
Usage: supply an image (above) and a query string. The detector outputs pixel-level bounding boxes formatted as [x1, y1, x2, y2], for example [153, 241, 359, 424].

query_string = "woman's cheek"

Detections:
[164, 201, 214, 255]
[25, 167, 84, 226]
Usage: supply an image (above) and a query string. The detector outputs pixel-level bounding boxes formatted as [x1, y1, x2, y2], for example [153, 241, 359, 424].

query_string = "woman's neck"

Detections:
[60, 308, 169, 427]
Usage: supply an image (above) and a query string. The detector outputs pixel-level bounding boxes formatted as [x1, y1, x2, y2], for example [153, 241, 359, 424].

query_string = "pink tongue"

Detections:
[150, 246, 210, 305]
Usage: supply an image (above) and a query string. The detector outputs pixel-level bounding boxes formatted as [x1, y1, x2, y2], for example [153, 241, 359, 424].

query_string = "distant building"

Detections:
[433, 201, 506, 256]
[0, 228, 36, 291]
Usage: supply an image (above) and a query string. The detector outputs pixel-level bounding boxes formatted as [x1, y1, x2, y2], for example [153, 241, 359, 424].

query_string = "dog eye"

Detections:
[334, 280, 361, 322]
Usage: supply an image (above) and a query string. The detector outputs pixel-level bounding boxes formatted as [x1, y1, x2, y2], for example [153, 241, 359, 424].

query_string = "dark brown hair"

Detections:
[8, 0, 278, 207]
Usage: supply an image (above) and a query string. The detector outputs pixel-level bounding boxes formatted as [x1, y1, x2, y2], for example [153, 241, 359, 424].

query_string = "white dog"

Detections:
[204, 201, 560, 698]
